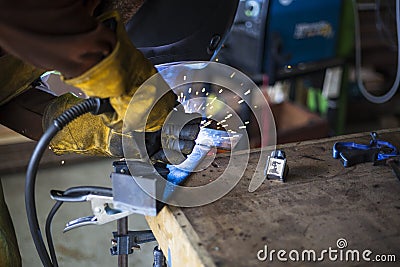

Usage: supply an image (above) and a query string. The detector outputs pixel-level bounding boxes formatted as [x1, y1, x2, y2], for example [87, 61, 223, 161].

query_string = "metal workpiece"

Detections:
[112, 128, 242, 216]
[264, 149, 289, 182]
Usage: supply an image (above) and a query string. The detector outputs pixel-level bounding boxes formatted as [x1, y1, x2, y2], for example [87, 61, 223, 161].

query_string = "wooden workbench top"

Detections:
[146, 129, 400, 267]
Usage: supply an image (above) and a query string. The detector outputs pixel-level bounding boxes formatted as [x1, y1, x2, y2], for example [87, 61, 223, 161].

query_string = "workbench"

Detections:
[146, 129, 400, 266]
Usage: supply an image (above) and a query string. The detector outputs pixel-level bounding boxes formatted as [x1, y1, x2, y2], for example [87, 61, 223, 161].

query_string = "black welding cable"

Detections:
[25, 97, 112, 267]
[46, 201, 63, 267]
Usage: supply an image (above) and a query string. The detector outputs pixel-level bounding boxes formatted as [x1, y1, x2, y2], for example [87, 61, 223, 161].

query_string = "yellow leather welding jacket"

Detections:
[0, 182, 21, 267]
[0, 54, 44, 106]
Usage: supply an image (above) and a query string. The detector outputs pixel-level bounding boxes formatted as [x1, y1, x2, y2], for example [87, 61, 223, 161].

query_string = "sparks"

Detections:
[238, 99, 245, 104]
[202, 87, 206, 93]
[244, 89, 251, 95]
[230, 72, 236, 78]
[239, 125, 247, 129]
[210, 97, 217, 105]
[203, 120, 212, 127]
[188, 87, 192, 94]
[245, 121, 250, 125]
[218, 89, 223, 94]
[225, 114, 232, 119]
[183, 75, 187, 81]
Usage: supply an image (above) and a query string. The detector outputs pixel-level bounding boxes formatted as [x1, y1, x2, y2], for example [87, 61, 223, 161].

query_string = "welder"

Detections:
[0, 0, 238, 265]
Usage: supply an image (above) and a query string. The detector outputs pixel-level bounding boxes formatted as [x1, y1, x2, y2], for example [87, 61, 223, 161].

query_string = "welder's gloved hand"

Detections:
[62, 10, 176, 134]
[43, 93, 126, 156]
[147, 105, 202, 165]
[43, 94, 201, 159]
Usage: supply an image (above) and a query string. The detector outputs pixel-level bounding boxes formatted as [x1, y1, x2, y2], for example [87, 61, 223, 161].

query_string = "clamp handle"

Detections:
[333, 132, 399, 167]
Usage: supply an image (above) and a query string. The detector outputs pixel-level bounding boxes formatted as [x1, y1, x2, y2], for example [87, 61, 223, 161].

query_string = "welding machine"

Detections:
[219, 0, 343, 85]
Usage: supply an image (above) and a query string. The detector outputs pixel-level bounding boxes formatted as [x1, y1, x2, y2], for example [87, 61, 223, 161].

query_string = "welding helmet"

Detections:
[126, 0, 239, 65]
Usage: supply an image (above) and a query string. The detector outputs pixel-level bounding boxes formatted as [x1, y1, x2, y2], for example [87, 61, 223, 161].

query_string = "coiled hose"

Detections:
[353, 0, 400, 103]
[25, 97, 112, 267]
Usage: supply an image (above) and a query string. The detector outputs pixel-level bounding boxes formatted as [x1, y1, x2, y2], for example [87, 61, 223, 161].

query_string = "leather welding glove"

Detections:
[43, 93, 125, 156]
[146, 104, 202, 164]
[0, 181, 21, 267]
[43, 93, 201, 162]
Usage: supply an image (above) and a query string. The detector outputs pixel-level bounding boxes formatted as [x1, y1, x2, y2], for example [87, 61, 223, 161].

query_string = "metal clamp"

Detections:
[333, 132, 399, 167]
[110, 230, 156, 256]
[50, 188, 133, 232]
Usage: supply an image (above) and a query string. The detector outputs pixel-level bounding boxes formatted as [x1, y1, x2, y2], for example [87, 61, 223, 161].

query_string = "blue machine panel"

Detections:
[263, 0, 342, 72]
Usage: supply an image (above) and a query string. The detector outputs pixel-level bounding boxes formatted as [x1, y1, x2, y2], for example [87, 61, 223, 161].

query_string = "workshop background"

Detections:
[1, 0, 400, 266]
